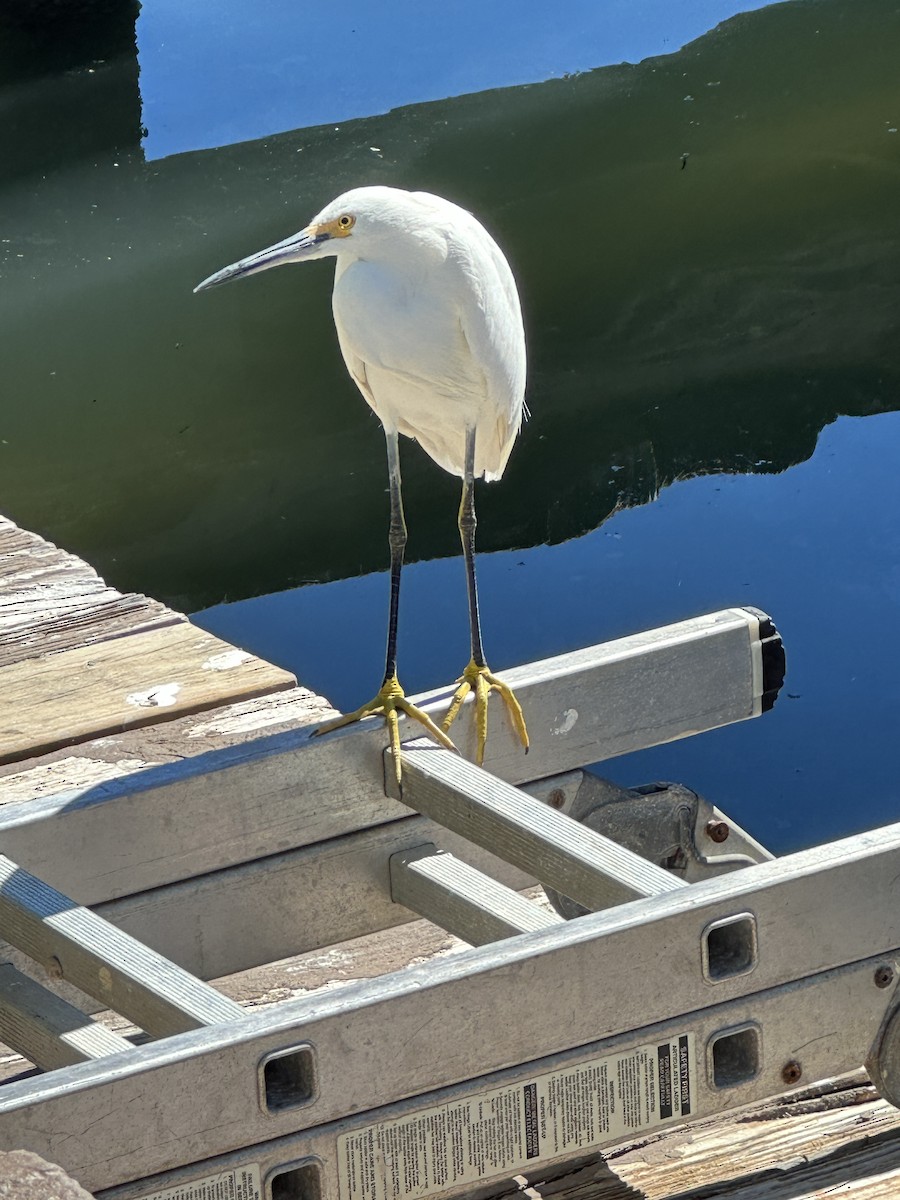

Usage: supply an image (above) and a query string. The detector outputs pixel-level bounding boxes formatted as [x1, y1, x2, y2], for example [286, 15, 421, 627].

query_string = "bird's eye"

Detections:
[338, 214, 355, 230]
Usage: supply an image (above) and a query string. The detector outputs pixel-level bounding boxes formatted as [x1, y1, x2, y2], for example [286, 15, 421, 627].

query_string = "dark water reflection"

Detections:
[1, 0, 897, 608]
[2, 0, 899, 849]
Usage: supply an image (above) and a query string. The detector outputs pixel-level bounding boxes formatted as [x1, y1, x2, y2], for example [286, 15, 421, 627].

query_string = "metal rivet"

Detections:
[875, 965, 895, 989]
[705, 819, 730, 843]
[781, 1059, 802, 1085]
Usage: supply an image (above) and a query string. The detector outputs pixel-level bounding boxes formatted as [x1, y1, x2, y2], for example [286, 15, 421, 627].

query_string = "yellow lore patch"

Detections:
[319, 213, 356, 238]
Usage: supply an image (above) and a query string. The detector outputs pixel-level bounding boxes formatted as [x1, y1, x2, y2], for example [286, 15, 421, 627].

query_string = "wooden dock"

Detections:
[1, 514, 900, 1199]
[0, 512, 334, 790]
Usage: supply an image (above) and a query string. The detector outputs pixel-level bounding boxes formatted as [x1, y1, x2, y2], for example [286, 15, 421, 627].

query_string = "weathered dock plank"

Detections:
[0, 515, 298, 765]
[0, 687, 333, 805]
[0, 622, 298, 764]
[608, 1074, 900, 1198]
[0, 515, 178, 666]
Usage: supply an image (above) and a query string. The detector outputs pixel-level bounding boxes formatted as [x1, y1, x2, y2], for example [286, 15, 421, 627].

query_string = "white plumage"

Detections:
[195, 184, 529, 778]
[325, 188, 525, 479]
[196, 185, 526, 480]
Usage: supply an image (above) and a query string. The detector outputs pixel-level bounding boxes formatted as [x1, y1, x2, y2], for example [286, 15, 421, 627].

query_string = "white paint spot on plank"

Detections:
[552, 708, 579, 736]
[126, 683, 182, 708]
[202, 649, 252, 671]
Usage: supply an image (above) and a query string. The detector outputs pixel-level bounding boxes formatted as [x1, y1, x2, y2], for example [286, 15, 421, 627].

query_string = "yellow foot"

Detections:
[441, 659, 530, 766]
[312, 675, 456, 786]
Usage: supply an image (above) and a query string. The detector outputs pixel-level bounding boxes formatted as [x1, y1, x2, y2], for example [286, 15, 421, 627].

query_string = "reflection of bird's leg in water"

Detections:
[441, 428, 529, 765]
[194, 186, 529, 781]
[312, 428, 455, 785]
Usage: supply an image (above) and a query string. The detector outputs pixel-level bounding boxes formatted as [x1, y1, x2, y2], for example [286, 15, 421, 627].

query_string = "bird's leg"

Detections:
[441, 430, 529, 765]
[314, 429, 455, 783]
[383, 425, 405, 687]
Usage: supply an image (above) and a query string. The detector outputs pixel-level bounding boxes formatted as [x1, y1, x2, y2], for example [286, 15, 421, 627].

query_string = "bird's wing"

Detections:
[454, 237, 527, 479]
[334, 260, 481, 417]
[333, 234, 526, 479]
[341, 345, 378, 412]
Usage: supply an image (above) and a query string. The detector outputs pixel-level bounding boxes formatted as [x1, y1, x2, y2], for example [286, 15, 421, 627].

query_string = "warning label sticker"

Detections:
[138, 1163, 262, 1200]
[337, 1034, 695, 1200]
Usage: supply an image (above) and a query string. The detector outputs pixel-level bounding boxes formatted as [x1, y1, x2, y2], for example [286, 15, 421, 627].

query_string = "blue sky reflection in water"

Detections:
[197, 412, 900, 857]
[137, 0, 780, 158]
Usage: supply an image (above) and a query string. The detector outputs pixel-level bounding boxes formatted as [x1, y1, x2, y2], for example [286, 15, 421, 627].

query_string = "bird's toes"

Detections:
[440, 680, 472, 733]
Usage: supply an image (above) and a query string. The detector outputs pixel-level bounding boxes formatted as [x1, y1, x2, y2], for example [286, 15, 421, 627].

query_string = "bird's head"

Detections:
[194, 186, 445, 293]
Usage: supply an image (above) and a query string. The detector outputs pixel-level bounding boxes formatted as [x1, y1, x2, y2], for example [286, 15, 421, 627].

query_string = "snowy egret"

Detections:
[195, 186, 529, 780]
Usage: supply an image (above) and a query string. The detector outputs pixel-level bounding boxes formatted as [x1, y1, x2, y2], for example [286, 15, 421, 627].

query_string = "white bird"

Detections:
[195, 185, 529, 781]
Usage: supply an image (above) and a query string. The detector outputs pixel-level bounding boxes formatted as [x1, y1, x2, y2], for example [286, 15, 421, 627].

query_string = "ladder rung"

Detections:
[0, 856, 243, 1037]
[0, 963, 132, 1070]
[393, 744, 685, 911]
[390, 845, 563, 945]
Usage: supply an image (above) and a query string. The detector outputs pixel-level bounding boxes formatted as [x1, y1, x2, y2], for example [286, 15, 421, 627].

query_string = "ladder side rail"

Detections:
[0, 819, 898, 1190]
[67, 812, 538, 998]
[0, 609, 771, 905]
[96, 955, 894, 1200]
[1, 771, 760, 998]
[60, 957, 900, 1198]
